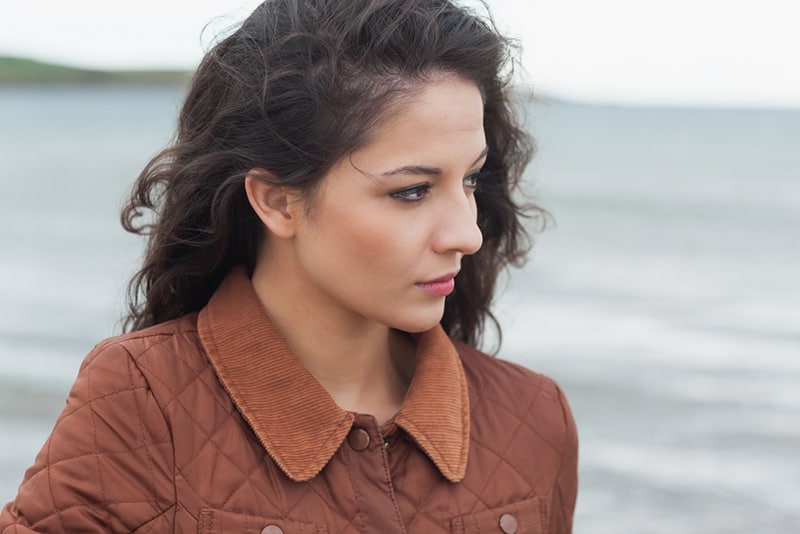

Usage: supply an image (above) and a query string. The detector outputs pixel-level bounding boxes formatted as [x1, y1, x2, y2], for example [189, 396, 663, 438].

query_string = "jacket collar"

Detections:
[198, 266, 470, 483]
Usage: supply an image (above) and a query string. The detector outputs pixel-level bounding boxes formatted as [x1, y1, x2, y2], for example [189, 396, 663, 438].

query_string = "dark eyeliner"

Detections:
[464, 171, 482, 190]
[389, 182, 433, 202]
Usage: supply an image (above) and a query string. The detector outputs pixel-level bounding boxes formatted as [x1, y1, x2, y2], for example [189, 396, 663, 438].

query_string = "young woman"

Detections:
[1, 1, 577, 532]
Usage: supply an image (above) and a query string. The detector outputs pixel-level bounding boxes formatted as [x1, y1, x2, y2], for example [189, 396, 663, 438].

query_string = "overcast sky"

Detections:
[2, 0, 798, 108]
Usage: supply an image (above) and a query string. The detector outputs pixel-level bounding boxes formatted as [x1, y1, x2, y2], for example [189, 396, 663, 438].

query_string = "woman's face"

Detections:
[287, 75, 486, 333]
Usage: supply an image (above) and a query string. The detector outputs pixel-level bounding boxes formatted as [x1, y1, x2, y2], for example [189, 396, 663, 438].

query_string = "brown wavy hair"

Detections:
[121, 0, 541, 348]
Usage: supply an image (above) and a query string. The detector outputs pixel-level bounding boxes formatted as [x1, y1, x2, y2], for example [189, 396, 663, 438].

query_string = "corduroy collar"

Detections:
[197, 266, 470, 483]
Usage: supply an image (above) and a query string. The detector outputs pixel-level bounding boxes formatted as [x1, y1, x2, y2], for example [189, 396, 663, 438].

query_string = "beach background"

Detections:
[2, 1, 800, 529]
[1, 82, 798, 532]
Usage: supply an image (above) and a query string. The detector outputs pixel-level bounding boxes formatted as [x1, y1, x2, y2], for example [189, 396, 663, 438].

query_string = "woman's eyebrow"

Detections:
[380, 146, 489, 177]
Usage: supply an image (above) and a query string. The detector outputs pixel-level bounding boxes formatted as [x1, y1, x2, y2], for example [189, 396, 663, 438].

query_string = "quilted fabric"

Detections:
[1, 268, 578, 533]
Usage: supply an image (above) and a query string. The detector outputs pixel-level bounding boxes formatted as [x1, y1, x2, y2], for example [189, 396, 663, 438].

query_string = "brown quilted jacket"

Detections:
[1, 268, 578, 533]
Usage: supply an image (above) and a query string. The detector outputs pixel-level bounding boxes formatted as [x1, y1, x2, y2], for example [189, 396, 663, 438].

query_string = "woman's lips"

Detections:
[415, 272, 458, 297]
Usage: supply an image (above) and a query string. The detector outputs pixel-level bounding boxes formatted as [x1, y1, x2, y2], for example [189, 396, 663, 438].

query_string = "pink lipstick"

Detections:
[415, 272, 458, 297]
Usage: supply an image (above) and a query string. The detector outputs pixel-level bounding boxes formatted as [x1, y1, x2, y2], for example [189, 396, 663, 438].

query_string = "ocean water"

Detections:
[1, 86, 798, 532]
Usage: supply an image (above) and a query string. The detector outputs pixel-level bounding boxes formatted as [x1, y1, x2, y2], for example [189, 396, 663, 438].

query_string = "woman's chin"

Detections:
[388, 309, 445, 334]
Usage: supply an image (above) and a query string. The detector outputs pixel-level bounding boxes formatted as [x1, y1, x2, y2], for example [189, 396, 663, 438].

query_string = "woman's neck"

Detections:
[250, 257, 416, 424]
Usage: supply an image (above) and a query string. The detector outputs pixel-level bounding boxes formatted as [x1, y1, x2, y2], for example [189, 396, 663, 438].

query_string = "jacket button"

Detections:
[348, 428, 370, 451]
[499, 513, 518, 534]
[261, 526, 283, 534]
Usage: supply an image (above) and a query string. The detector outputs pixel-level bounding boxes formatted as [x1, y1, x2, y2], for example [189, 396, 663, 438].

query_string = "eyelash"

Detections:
[463, 172, 481, 190]
[390, 183, 432, 202]
[390, 173, 482, 203]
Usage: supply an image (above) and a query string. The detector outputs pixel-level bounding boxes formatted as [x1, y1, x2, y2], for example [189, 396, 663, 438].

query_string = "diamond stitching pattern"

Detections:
[7, 338, 176, 533]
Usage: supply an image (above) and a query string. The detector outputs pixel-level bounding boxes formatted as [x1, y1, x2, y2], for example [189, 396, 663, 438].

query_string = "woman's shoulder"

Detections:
[453, 340, 577, 447]
[453, 340, 566, 398]
[79, 313, 205, 387]
[88, 314, 201, 361]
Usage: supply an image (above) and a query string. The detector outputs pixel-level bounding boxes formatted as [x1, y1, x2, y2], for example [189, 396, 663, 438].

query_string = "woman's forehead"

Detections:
[364, 76, 485, 154]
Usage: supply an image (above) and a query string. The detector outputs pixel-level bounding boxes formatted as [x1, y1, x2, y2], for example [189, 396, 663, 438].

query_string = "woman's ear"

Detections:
[244, 169, 301, 239]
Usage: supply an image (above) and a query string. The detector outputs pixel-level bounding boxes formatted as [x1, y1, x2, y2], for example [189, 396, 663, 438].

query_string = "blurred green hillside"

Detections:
[0, 56, 190, 84]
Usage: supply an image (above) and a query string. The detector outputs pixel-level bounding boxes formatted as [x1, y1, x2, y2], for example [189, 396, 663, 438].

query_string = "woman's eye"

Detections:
[390, 183, 432, 202]
[463, 172, 481, 191]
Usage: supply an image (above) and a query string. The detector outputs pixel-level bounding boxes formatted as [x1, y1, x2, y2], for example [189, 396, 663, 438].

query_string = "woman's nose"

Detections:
[431, 191, 483, 256]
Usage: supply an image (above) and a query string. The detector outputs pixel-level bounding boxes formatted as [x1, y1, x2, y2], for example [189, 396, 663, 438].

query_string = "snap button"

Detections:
[348, 428, 370, 451]
[261, 525, 283, 534]
[499, 512, 518, 534]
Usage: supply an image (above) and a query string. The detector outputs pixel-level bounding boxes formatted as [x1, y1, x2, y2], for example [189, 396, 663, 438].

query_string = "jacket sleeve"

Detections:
[0, 341, 175, 533]
[548, 383, 579, 534]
